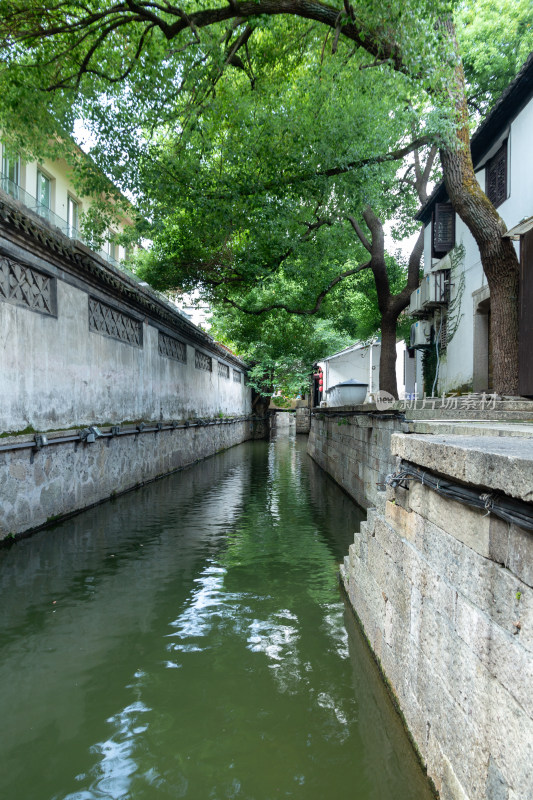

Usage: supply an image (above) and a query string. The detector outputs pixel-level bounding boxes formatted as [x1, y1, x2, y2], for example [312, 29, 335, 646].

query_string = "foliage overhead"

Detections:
[0, 1, 459, 196]
[457, 0, 533, 116]
[210, 307, 355, 398]
[0, 0, 531, 389]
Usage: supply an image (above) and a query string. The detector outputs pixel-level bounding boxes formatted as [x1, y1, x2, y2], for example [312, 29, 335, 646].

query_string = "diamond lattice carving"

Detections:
[218, 361, 230, 379]
[0, 256, 55, 315]
[88, 297, 142, 346]
[195, 350, 212, 372]
[159, 331, 187, 363]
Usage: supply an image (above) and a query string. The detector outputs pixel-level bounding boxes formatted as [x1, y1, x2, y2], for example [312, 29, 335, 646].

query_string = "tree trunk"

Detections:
[356, 207, 412, 401]
[441, 144, 520, 394]
[378, 313, 399, 398]
[440, 22, 520, 394]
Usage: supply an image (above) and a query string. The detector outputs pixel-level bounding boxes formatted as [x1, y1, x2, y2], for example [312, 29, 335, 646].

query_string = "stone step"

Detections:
[405, 420, 533, 438]
[406, 409, 533, 421]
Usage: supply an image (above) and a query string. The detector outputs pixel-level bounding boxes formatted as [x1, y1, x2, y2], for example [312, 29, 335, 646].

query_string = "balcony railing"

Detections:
[0, 172, 82, 240]
[0, 172, 136, 273]
[1, 172, 80, 238]
[0, 173, 186, 317]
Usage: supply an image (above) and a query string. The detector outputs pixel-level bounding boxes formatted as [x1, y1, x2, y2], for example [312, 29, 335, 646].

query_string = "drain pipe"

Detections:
[0, 416, 267, 454]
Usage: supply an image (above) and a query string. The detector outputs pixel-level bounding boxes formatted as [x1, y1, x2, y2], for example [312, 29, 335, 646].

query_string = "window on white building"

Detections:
[36, 169, 51, 211]
[67, 195, 79, 238]
[1, 147, 21, 198]
[486, 140, 508, 208]
[432, 202, 455, 258]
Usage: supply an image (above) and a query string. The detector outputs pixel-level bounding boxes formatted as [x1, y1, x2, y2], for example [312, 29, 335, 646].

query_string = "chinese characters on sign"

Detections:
[376, 391, 499, 412]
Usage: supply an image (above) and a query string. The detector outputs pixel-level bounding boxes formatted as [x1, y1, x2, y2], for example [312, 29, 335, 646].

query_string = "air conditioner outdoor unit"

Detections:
[409, 285, 424, 316]
[421, 269, 450, 308]
[410, 320, 432, 349]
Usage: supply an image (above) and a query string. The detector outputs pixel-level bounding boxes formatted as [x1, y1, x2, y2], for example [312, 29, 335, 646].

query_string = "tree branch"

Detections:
[221, 260, 371, 315]
[419, 144, 438, 202]
[314, 136, 434, 181]
[301, 216, 334, 239]
[224, 23, 254, 70]
[346, 214, 371, 252]
[201, 134, 435, 201]
[361, 206, 391, 312]
[2, 0, 409, 85]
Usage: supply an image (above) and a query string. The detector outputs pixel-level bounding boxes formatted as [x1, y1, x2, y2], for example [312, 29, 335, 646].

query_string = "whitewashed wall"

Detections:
[0, 216, 251, 433]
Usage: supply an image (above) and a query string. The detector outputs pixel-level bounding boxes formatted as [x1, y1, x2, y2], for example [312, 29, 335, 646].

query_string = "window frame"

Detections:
[485, 139, 508, 208]
[431, 201, 456, 259]
[2, 147, 20, 186]
[67, 194, 79, 238]
[36, 168, 52, 210]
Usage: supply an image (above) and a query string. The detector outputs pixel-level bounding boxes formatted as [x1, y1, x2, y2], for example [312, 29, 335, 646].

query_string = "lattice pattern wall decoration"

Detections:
[159, 332, 187, 363]
[218, 361, 230, 379]
[195, 350, 212, 372]
[0, 256, 56, 315]
[233, 369, 241, 383]
[88, 297, 142, 347]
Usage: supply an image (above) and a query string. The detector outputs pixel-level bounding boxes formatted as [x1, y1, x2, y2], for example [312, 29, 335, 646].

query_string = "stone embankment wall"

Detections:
[340, 430, 533, 800]
[270, 410, 295, 435]
[1, 419, 255, 539]
[307, 406, 403, 508]
[0, 191, 258, 538]
[295, 406, 311, 434]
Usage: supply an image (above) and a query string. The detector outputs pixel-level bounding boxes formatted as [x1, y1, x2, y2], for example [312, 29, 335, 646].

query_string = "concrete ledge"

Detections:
[392, 433, 533, 502]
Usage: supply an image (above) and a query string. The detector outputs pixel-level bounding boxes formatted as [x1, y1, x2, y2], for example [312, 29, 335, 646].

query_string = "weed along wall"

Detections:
[0, 191, 258, 539]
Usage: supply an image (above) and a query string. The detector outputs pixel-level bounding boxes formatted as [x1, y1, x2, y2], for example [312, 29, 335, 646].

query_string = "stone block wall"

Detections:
[0, 419, 255, 540]
[270, 411, 295, 434]
[341, 432, 533, 800]
[307, 408, 402, 508]
[295, 407, 311, 434]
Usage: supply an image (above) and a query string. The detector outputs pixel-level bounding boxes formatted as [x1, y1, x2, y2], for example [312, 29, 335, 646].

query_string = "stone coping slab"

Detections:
[406, 420, 533, 438]
[312, 400, 533, 420]
[392, 433, 533, 502]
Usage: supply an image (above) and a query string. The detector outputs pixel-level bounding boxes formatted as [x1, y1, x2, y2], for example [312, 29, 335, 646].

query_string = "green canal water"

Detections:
[0, 436, 433, 800]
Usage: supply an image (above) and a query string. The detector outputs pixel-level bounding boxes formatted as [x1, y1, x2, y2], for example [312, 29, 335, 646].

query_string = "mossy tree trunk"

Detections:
[440, 23, 520, 395]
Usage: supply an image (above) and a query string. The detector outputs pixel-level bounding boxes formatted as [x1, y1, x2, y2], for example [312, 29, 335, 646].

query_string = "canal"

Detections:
[0, 435, 433, 800]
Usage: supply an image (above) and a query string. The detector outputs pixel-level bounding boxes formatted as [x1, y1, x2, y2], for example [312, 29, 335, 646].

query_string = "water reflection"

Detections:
[0, 436, 432, 800]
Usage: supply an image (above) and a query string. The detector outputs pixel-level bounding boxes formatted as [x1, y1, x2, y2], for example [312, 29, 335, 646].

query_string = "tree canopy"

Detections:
[0, 1, 531, 392]
[0, 1, 456, 200]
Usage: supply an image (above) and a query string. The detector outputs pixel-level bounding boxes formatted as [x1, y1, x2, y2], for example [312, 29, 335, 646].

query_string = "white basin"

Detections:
[326, 380, 368, 406]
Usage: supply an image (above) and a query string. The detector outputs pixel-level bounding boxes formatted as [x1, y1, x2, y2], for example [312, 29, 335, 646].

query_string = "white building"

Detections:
[315, 338, 414, 405]
[0, 140, 218, 331]
[412, 52, 533, 396]
[0, 142, 135, 266]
